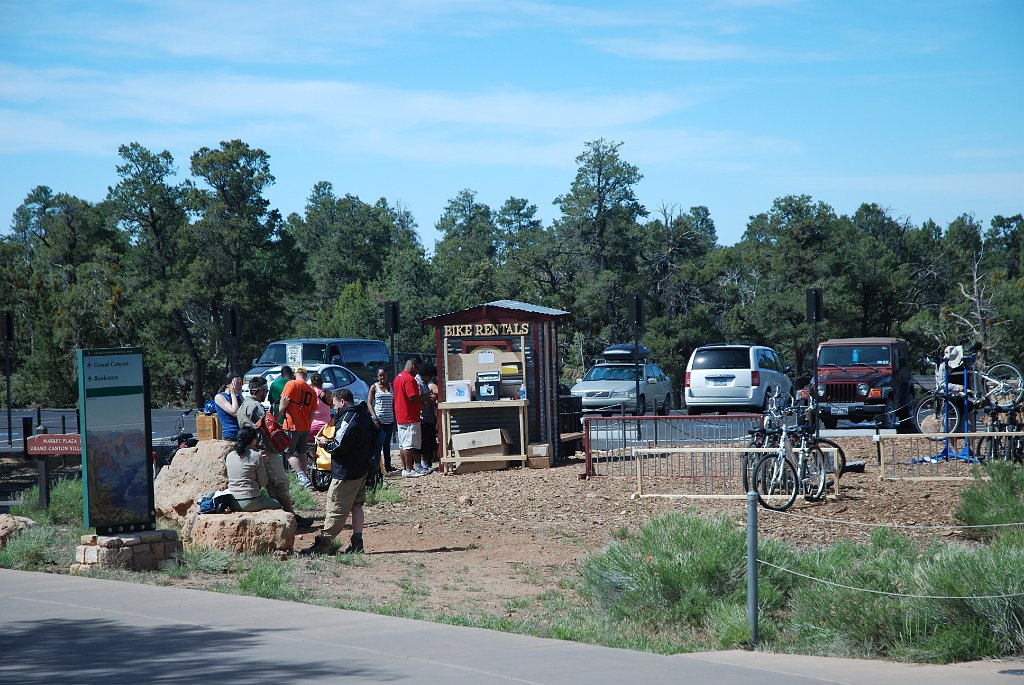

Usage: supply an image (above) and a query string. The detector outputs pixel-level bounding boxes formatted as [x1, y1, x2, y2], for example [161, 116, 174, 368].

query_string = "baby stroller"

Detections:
[310, 419, 387, 491]
[308, 424, 334, 492]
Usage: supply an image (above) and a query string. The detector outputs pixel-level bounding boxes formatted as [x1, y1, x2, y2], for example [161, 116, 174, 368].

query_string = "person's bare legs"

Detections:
[401, 447, 416, 472]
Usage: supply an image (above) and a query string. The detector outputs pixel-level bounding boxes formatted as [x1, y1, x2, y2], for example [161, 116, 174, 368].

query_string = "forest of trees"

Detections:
[1, 138, 1021, 408]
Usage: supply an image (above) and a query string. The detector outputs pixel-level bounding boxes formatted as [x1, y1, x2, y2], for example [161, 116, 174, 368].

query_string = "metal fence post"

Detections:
[747, 490, 759, 646]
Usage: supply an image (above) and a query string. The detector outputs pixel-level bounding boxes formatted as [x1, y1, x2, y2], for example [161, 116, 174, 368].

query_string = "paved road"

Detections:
[0, 569, 1017, 685]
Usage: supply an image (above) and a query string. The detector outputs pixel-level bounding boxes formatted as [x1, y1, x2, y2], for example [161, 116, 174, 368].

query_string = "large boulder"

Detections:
[182, 509, 296, 553]
[0, 514, 35, 548]
[154, 439, 232, 522]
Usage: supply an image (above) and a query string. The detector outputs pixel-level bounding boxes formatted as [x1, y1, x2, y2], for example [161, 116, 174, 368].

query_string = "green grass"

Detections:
[365, 480, 402, 506]
[10, 477, 84, 525]
[164, 545, 235, 578]
[0, 524, 84, 571]
[238, 558, 294, 600]
[288, 471, 318, 510]
[578, 510, 1024, 662]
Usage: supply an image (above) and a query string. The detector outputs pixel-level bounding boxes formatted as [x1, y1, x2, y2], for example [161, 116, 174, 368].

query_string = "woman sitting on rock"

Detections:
[225, 426, 283, 512]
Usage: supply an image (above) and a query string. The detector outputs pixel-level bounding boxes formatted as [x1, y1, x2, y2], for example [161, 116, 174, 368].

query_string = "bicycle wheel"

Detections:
[914, 396, 963, 436]
[815, 437, 847, 475]
[742, 434, 766, 492]
[801, 446, 827, 502]
[754, 456, 798, 511]
[977, 435, 1002, 462]
[987, 363, 1024, 410]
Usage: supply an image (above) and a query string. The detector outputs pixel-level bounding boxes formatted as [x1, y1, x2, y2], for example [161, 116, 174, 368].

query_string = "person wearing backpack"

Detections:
[238, 376, 296, 516]
[306, 388, 376, 554]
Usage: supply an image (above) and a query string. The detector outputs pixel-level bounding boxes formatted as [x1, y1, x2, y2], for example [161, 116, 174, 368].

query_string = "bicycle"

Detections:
[744, 396, 845, 493]
[912, 348, 1023, 436]
[750, 404, 827, 511]
[978, 404, 1024, 463]
[152, 409, 197, 476]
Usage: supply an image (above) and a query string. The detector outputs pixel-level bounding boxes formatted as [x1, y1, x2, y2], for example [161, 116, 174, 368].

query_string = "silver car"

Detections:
[570, 359, 673, 416]
[242, 363, 370, 409]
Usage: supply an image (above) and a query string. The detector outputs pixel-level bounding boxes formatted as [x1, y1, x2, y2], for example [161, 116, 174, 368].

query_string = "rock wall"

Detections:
[154, 440, 233, 522]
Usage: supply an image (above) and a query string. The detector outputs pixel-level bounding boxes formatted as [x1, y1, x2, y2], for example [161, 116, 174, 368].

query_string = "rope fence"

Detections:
[742, 492, 1024, 645]
[757, 506, 1024, 530]
[755, 558, 1024, 600]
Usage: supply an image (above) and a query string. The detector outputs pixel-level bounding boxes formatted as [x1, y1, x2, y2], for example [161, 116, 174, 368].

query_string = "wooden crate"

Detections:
[195, 414, 221, 441]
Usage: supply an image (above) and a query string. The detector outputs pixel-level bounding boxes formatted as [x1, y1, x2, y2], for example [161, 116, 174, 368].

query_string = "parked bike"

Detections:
[911, 344, 1023, 435]
[152, 409, 198, 475]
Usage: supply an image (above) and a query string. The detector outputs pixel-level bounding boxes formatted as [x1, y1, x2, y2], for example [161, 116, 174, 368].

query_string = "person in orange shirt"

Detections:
[277, 374, 317, 491]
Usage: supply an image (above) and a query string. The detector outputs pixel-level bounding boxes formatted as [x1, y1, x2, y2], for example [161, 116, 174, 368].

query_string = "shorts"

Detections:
[396, 422, 421, 450]
[285, 430, 309, 456]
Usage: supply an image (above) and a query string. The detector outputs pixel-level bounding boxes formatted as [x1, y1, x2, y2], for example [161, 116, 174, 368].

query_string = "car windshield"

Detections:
[256, 343, 328, 366]
[582, 365, 639, 382]
[692, 348, 750, 370]
[818, 345, 891, 366]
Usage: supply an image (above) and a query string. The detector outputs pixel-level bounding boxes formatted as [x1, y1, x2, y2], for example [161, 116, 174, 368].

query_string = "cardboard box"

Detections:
[445, 380, 472, 403]
[195, 414, 221, 441]
[451, 428, 511, 459]
[527, 442, 551, 469]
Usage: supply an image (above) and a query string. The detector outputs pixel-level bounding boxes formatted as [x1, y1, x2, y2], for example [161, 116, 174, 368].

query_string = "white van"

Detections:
[684, 344, 792, 414]
[244, 338, 389, 387]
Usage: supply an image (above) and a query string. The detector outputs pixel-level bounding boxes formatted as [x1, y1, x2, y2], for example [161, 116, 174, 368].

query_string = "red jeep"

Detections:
[810, 337, 913, 430]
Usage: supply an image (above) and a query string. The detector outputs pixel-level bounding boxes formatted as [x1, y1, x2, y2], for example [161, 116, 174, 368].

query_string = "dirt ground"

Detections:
[0, 437, 975, 622]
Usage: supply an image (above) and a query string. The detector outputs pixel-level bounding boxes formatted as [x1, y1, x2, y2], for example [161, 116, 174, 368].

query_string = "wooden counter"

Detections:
[438, 399, 529, 470]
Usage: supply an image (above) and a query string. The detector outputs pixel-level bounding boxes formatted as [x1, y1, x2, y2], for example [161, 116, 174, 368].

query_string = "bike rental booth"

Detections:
[422, 300, 573, 472]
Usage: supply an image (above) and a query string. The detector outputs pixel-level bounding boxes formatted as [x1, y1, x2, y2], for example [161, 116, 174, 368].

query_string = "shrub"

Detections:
[580, 511, 1024, 663]
[955, 461, 1024, 539]
[10, 477, 84, 526]
[0, 524, 82, 571]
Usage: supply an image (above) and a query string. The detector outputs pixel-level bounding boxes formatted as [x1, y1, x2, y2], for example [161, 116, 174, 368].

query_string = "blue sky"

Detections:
[1, 0, 1021, 248]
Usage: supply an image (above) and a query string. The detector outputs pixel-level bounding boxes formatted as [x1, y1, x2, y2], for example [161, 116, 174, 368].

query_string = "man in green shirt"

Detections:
[269, 365, 294, 416]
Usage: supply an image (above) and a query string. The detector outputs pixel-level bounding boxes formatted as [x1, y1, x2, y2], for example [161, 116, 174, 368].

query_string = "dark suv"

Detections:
[810, 337, 913, 430]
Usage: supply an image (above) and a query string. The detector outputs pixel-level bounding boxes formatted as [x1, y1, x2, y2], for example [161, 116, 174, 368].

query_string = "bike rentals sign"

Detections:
[78, 347, 155, 534]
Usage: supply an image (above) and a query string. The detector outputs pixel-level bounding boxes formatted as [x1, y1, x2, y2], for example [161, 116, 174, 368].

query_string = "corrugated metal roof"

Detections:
[422, 299, 571, 324]
[483, 300, 570, 316]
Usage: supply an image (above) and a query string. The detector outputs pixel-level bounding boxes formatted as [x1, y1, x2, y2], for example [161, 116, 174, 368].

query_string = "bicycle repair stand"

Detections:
[912, 353, 978, 464]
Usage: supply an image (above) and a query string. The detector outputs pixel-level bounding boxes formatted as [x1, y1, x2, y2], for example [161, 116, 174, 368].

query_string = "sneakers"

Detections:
[296, 473, 315, 491]
[303, 536, 334, 556]
[415, 464, 435, 475]
[401, 469, 424, 478]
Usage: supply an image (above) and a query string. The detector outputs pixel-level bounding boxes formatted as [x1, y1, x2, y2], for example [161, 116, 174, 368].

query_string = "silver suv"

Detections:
[684, 344, 792, 414]
[570, 345, 673, 415]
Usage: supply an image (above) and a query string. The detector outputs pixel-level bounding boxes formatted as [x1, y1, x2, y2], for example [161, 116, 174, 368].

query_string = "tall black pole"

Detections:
[812, 317, 819, 440]
[4, 337, 11, 447]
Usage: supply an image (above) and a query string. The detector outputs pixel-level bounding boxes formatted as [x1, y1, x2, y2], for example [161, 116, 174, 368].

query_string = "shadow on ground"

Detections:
[0, 617, 396, 684]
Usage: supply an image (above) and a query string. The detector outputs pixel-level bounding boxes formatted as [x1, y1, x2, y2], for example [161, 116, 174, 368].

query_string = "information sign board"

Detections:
[78, 348, 154, 533]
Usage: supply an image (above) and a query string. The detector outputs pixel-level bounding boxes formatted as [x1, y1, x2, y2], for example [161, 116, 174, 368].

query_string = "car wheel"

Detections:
[636, 395, 646, 416]
[685, 406, 701, 416]
[821, 417, 838, 430]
